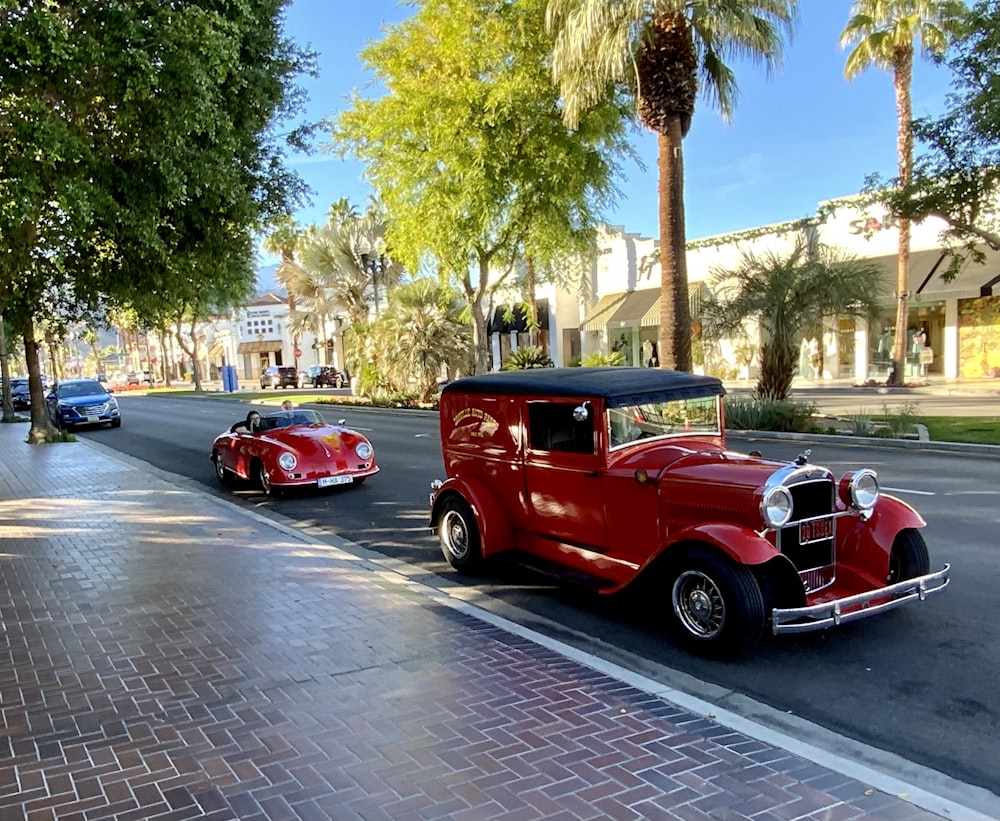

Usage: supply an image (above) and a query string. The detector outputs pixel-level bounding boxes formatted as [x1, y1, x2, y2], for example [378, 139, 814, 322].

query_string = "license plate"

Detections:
[318, 475, 353, 488]
[86, 415, 100, 423]
[799, 518, 833, 545]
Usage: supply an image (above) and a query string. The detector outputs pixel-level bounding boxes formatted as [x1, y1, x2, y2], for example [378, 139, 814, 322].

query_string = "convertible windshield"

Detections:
[57, 381, 105, 398]
[258, 409, 324, 430]
[607, 395, 720, 448]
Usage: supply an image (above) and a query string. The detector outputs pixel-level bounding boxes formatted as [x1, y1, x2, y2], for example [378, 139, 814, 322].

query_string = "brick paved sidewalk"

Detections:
[0, 423, 985, 821]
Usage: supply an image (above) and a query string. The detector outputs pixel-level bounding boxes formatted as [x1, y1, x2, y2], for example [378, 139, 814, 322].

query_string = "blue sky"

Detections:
[273, 0, 955, 255]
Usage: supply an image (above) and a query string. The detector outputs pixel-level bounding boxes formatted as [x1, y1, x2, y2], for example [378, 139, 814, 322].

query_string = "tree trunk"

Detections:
[23, 318, 57, 443]
[0, 315, 15, 422]
[657, 122, 692, 372]
[889, 49, 914, 387]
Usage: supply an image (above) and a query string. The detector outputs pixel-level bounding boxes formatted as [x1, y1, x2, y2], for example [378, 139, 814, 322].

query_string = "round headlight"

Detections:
[355, 441, 373, 461]
[761, 486, 793, 529]
[278, 452, 297, 471]
[850, 469, 879, 510]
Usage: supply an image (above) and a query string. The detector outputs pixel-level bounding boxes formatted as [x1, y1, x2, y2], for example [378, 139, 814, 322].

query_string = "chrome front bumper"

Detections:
[771, 564, 950, 634]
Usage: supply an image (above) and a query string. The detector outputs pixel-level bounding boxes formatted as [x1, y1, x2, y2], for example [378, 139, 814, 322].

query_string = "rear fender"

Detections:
[430, 477, 514, 558]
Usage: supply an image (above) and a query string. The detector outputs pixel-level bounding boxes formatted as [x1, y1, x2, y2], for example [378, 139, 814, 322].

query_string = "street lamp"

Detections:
[360, 251, 383, 316]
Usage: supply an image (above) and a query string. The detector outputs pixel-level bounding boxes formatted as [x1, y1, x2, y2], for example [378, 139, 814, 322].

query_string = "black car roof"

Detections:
[442, 367, 725, 407]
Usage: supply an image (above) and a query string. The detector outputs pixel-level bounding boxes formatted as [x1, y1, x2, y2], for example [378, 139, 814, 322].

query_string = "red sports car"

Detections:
[211, 408, 378, 496]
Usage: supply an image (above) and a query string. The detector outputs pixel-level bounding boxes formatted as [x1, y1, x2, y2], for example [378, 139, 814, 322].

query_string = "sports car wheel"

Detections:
[888, 529, 930, 584]
[213, 452, 232, 486]
[438, 497, 482, 573]
[668, 549, 764, 659]
[255, 461, 274, 495]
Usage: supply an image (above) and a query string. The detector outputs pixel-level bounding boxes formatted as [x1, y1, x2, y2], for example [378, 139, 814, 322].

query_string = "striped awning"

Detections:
[606, 289, 660, 329]
[640, 282, 712, 327]
[580, 293, 627, 332]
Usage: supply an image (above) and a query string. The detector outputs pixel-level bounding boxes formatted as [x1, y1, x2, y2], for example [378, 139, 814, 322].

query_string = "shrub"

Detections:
[845, 409, 875, 437]
[881, 401, 920, 438]
[581, 350, 625, 367]
[500, 346, 554, 370]
[724, 397, 817, 432]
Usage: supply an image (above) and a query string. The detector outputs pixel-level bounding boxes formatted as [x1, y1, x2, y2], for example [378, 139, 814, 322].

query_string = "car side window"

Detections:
[527, 402, 595, 454]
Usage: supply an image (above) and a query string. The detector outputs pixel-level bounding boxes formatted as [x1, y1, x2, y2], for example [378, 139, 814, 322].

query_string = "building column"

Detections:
[854, 319, 869, 383]
[944, 299, 959, 378]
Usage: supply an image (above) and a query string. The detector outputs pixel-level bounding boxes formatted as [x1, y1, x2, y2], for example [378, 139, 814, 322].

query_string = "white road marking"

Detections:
[883, 486, 935, 496]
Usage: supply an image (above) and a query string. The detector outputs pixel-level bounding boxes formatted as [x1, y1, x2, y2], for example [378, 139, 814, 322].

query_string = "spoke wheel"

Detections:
[667, 549, 764, 659]
[438, 497, 482, 573]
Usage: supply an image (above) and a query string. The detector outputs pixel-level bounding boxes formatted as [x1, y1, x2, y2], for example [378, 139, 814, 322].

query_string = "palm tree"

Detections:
[262, 215, 304, 366]
[380, 279, 471, 402]
[547, 0, 797, 372]
[840, 0, 966, 385]
[702, 238, 887, 400]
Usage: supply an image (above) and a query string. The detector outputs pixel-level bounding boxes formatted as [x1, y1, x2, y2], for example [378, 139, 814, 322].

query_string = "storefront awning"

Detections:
[489, 299, 550, 334]
[606, 289, 660, 329]
[638, 282, 712, 327]
[236, 340, 279, 355]
[581, 293, 627, 331]
[866, 247, 1000, 302]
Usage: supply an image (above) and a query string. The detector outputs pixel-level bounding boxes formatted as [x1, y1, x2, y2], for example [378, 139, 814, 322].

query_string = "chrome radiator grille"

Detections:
[775, 478, 836, 589]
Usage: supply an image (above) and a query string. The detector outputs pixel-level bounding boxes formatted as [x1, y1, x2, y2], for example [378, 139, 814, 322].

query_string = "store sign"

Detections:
[848, 214, 897, 240]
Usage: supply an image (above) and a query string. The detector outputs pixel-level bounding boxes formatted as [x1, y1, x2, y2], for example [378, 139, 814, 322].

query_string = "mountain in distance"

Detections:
[255, 262, 284, 297]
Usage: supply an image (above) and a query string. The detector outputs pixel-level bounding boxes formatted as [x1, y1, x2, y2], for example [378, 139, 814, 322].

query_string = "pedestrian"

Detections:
[281, 400, 294, 411]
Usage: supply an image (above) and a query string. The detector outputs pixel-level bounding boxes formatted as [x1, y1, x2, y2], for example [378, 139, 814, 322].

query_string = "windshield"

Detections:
[57, 381, 105, 398]
[258, 409, 324, 430]
[607, 395, 720, 448]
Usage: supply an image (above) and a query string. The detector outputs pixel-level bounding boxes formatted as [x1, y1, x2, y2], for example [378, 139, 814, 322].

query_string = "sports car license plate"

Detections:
[799, 518, 833, 545]
[318, 475, 353, 488]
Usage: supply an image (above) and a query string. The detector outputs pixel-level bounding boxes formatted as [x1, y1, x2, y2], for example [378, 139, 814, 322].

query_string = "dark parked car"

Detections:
[298, 365, 346, 389]
[45, 379, 121, 430]
[260, 365, 298, 389]
[9, 378, 30, 410]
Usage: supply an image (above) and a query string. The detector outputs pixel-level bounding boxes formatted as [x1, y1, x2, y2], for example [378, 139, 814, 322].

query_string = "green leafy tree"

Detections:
[841, 0, 967, 386]
[702, 239, 886, 400]
[547, 0, 797, 372]
[332, 0, 632, 374]
[263, 215, 306, 367]
[0, 0, 314, 440]
[874, 2, 1000, 266]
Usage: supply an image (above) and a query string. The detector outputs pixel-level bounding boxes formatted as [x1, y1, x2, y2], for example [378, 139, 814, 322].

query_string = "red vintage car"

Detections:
[211, 408, 378, 496]
[429, 367, 949, 657]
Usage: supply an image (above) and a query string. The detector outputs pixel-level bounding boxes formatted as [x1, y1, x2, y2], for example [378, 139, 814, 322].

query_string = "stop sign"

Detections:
[294, 347, 302, 358]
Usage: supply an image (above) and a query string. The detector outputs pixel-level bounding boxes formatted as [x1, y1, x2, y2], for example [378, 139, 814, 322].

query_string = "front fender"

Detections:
[430, 476, 514, 558]
[664, 522, 782, 568]
[838, 493, 926, 577]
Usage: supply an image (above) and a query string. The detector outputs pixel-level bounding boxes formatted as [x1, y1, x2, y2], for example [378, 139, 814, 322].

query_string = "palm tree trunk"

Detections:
[890, 50, 914, 386]
[657, 122, 692, 372]
[525, 255, 537, 348]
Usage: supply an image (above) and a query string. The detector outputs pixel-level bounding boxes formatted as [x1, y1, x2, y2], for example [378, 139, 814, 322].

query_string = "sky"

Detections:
[269, 0, 957, 262]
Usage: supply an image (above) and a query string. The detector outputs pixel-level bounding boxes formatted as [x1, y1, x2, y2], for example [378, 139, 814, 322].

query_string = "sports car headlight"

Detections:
[760, 486, 793, 529]
[840, 469, 879, 510]
[277, 452, 297, 471]
[354, 441, 373, 461]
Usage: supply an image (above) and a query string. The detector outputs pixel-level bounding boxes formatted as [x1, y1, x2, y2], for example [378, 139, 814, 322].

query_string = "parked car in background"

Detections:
[429, 367, 949, 658]
[260, 365, 298, 389]
[210, 408, 378, 496]
[9, 378, 30, 410]
[45, 378, 121, 430]
[126, 371, 155, 386]
[298, 365, 346, 389]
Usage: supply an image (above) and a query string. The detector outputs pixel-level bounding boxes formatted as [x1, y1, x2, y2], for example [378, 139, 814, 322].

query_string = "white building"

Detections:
[490, 202, 1000, 383]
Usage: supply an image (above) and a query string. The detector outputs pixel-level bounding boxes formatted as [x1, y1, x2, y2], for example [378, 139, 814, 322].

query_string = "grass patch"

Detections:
[920, 416, 1000, 446]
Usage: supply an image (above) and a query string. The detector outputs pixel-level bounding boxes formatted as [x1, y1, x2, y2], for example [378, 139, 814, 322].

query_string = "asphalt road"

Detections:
[79, 393, 1000, 803]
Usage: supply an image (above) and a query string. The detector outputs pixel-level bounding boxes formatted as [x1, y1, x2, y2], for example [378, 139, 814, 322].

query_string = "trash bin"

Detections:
[222, 365, 239, 393]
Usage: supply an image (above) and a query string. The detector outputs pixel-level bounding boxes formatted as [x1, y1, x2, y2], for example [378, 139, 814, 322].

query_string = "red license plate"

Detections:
[799, 518, 833, 544]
